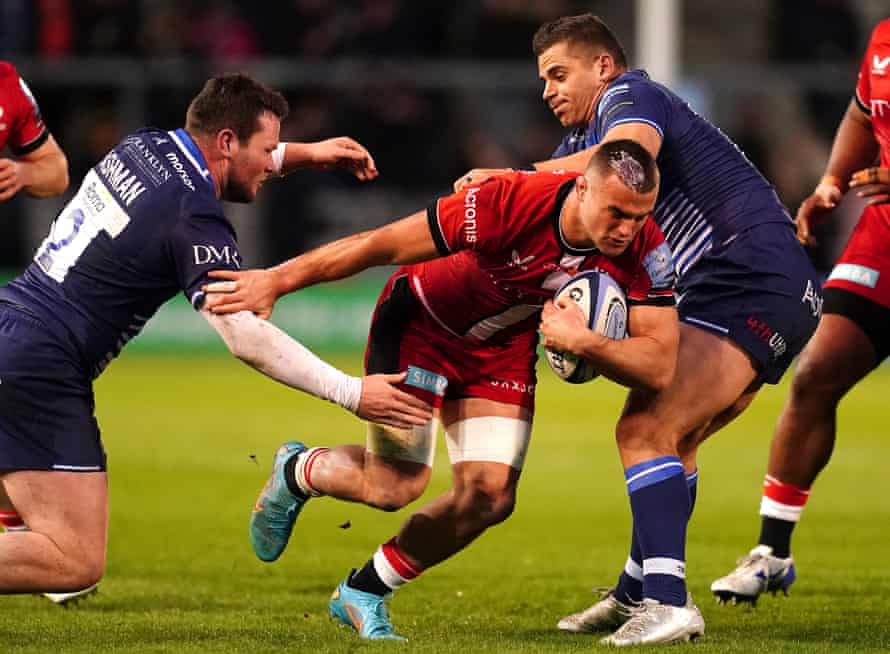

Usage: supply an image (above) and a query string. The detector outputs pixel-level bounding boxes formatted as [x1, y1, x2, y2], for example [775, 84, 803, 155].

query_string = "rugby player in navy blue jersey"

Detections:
[0, 73, 430, 600]
[451, 14, 823, 645]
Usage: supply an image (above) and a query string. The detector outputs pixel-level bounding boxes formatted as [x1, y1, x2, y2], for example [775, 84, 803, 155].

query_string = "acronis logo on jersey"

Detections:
[463, 187, 479, 244]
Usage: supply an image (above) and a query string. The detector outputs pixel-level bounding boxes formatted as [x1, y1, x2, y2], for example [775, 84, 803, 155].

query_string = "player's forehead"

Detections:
[248, 111, 281, 144]
[538, 41, 598, 76]
[600, 172, 656, 214]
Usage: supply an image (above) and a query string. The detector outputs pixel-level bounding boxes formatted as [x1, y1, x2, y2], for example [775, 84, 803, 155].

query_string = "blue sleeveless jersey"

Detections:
[0, 128, 241, 378]
[553, 70, 792, 278]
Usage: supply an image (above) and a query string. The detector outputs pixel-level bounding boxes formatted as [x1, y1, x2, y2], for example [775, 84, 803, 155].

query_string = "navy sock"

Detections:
[626, 456, 689, 607]
[687, 469, 698, 518]
[614, 527, 643, 603]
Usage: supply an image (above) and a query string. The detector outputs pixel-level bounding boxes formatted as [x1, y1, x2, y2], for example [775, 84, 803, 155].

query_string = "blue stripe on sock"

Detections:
[686, 469, 698, 486]
[625, 456, 684, 493]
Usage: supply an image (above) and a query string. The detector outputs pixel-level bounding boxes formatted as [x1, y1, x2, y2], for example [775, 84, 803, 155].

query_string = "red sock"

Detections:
[760, 475, 810, 522]
[0, 510, 27, 532]
[372, 537, 424, 590]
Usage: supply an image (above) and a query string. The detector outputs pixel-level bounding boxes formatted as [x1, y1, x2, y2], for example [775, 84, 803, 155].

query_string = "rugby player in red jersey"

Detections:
[204, 139, 681, 640]
[0, 61, 68, 202]
[712, 18, 890, 604]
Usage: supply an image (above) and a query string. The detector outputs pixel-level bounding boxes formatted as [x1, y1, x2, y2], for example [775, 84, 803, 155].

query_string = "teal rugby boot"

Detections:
[249, 441, 308, 562]
[329, 575, 407, 641]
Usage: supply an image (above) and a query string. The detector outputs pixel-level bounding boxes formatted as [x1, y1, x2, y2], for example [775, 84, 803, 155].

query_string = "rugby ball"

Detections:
[544, 271, 628, 383]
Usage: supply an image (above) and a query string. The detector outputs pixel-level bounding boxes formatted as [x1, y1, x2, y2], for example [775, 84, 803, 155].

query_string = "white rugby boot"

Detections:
[600, 594, 704, 646]
[557, 588, 634, 633]
[710, 545, 796, 605]
[44, 584, 99, 606]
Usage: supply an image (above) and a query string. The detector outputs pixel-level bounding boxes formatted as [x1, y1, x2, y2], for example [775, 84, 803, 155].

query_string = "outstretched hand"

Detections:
[357, 372, 434, 429]
[795, 179, 843, 247]
[310, 137, 378, 182]
[202, 269, 280, 319]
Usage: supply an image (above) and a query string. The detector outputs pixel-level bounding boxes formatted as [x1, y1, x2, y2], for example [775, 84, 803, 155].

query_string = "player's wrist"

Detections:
[818, 174, 844, 192]
[337, 375, 362, 413]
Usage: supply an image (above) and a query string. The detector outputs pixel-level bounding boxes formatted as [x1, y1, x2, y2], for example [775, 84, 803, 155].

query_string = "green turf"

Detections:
[2, 351, 889, 652]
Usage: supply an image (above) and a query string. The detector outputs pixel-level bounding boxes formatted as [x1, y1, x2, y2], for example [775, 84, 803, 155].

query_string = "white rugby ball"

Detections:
[544, 271, 628, 383]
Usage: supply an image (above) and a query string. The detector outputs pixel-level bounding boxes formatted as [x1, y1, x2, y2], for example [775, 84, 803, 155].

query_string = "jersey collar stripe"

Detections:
[169, 129, 212, 185]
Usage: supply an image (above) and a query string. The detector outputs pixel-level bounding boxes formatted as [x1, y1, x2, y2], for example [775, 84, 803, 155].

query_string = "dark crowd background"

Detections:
[1, 0, 885, 272]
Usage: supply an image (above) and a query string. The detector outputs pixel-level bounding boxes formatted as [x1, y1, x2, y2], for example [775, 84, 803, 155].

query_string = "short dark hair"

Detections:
[588, 139, 658, 194]
[186, 73, 289, 142]
[532, 14, 627, 68]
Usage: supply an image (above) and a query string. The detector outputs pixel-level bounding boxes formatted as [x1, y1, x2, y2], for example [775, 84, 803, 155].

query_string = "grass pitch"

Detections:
[2, 350, 889, 653]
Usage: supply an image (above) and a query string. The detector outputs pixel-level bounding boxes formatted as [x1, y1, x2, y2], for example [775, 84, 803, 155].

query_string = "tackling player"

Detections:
[453, 14, 822, 645]
[711, 18, 890, 604]
[203, 140, 680, 641]
[0, 73, 430, 601]
[0, 61, 68, 202]
[0, 59, 77, 604]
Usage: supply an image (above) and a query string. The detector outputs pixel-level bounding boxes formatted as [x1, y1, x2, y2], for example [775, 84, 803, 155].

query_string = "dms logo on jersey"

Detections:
[193, 244, 241, 268]
[872, 55, 890, 75]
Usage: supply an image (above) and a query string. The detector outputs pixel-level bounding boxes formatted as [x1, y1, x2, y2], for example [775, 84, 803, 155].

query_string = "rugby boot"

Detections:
[601, 593, 704, 646]
[329, 574, 406, 641]
[44, 584, 99, 607]
[711, 544, 796, 605]
[249, 441, 308, 562]
[557, 587, 634, 633]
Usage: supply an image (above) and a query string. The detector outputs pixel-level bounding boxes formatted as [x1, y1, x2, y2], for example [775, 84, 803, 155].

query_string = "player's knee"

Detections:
[456, 483, 516, 528]
[790, 355, 847, 406]
[59, 552, 105, 590]
[615, 414, 673, 452]
[364, 477, 428, 512]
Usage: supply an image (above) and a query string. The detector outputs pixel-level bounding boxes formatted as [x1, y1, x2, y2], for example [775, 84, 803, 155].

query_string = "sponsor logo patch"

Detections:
[193, 244, 241, 267]
[828, 263, 879, 288]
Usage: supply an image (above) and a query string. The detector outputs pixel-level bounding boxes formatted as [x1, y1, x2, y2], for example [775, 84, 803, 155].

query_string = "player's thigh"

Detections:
[2, 470, 108, 557]
[622, 323, 759, 441]
[791, 310, 881, 401]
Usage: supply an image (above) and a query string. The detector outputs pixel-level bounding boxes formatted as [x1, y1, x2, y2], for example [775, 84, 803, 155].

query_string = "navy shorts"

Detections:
[0, 304, 106, 472]
[677, 222, 822, 385]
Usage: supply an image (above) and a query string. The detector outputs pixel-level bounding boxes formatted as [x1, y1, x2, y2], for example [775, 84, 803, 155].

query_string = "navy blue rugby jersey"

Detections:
[0, 128, 241, 378]
[553, 70, 792, 277]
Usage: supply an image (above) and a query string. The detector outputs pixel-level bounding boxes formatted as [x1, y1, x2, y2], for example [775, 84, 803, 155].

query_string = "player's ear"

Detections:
[575, 173, 589, 200]
[217, 128, 238, 159]
[597, 53, 614, 80]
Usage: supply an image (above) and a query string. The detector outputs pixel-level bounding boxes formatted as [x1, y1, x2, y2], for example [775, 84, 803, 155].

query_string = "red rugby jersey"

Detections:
[405, 171, 676, 343]
[856, 19, 890, 167]
[0, 62, 48, 155]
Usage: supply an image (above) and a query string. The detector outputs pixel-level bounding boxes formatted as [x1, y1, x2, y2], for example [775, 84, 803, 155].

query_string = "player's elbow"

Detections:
[646, 366, 675, 394]
[28, 152, 69, 198]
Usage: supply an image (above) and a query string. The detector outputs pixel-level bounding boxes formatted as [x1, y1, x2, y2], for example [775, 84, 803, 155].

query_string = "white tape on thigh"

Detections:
[366, 419, 439, 466]
[445, 417, 532, 470]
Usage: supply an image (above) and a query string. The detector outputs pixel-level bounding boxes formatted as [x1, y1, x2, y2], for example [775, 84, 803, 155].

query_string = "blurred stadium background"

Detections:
[3, 3, 890, 652]
[2, 0, 888, 352]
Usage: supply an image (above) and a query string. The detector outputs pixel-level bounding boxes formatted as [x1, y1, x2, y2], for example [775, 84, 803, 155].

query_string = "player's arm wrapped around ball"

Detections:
[541, 272, 679, 392]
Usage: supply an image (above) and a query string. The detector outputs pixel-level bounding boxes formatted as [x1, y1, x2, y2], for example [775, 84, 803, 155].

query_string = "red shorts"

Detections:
[825, 205, 890, 308]
[364, 273, 538, 410]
